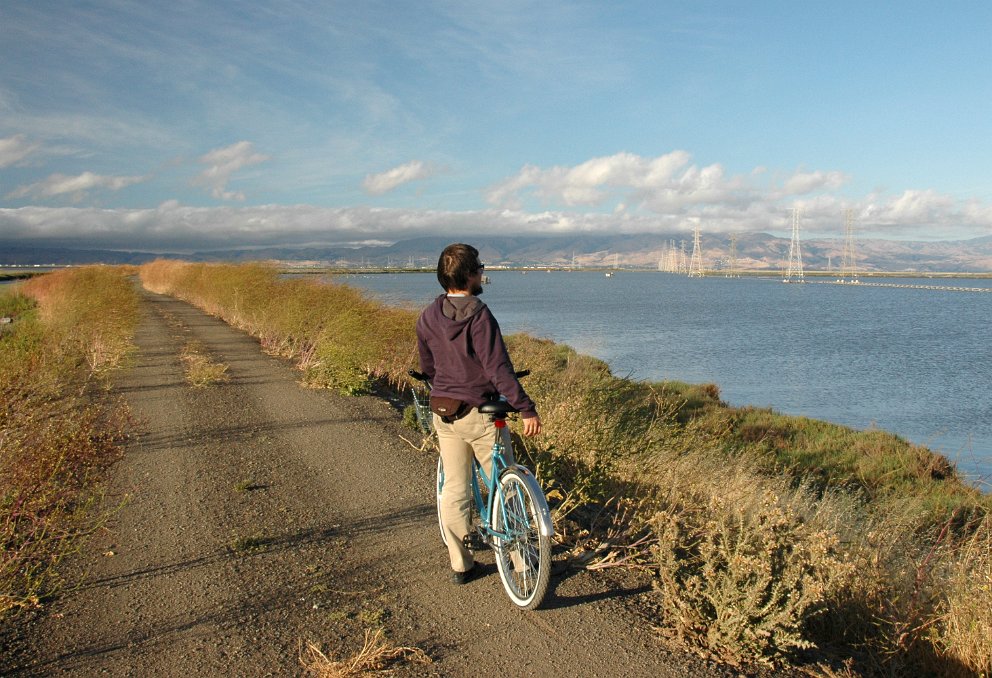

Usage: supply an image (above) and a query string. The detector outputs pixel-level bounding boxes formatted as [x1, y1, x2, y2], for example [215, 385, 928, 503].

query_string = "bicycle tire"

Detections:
[492, 468, 552, 609]
[436, 455, 447, 546]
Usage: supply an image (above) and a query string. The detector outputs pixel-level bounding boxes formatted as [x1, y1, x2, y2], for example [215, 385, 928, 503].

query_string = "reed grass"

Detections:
[139, 260, 991, 674]
[1, 267, 138, 618]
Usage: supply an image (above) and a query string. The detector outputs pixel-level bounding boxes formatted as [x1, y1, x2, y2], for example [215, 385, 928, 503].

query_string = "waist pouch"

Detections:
[430, 396, 470, 423]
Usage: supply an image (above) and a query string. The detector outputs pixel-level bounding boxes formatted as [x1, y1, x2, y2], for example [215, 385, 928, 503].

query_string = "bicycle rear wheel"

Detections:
[492, 468, 551, 609]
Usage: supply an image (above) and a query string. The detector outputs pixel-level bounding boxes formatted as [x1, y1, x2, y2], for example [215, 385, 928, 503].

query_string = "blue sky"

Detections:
[1, 1, 990, 251]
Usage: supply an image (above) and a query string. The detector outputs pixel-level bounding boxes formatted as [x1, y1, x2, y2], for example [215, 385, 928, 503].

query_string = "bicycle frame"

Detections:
[471, 422, 554, 542]
[411, 369, 554, 608]
[408, 368, 553, 543]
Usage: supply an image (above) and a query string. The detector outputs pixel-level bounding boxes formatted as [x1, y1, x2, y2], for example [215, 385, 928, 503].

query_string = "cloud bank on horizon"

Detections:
[2, 1, 991, 252]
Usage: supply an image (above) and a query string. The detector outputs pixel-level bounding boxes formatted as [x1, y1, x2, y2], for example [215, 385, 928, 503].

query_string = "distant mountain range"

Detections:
[3, 232, 992, 272]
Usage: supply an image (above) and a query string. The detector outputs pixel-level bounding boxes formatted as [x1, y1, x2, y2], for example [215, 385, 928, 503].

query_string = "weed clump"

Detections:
[180, 340, 230, 387]
[300, 628, 430, 676]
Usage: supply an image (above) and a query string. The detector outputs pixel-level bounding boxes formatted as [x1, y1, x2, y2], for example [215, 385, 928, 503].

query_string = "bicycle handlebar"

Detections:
[409, 368, 529, 384]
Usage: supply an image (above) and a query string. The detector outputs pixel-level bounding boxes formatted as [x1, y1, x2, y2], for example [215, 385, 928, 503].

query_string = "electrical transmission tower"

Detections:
[688, 225, 704, 277]
[726, 234, 739, 277]
[784, 207, 805, 283]
[841, 209, 859, 282]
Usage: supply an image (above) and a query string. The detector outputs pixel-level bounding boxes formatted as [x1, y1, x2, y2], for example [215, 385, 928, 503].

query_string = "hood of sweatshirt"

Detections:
[438, 294, 486, 337]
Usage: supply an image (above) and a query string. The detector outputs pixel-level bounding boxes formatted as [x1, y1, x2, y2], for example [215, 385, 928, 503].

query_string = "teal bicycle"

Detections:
[409, 370, 554, 610]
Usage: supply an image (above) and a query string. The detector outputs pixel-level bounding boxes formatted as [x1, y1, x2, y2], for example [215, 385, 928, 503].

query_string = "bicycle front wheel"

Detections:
[492, 468, 552, 609]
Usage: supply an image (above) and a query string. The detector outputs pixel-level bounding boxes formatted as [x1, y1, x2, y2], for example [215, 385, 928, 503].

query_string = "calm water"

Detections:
[337, 271, 992, 485]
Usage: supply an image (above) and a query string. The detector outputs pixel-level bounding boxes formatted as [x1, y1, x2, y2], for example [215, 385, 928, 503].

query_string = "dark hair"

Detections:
[437, 243, 481, 291]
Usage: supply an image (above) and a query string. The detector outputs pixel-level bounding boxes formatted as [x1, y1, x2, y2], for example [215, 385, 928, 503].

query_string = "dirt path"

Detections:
[2, 289, 730, 677]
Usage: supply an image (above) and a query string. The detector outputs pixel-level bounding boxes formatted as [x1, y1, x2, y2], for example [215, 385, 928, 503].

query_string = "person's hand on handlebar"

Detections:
[522, 414, 542, 437]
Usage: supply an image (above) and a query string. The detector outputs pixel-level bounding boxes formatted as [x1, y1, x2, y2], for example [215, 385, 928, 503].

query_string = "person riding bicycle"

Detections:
[416, 243, 542, 584]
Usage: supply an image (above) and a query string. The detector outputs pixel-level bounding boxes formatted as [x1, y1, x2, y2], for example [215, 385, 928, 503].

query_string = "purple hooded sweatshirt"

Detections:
[416, 294, 537, 418]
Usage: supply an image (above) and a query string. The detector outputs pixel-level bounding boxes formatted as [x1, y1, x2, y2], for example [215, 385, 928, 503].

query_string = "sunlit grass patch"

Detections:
[937, 514, 992, 674]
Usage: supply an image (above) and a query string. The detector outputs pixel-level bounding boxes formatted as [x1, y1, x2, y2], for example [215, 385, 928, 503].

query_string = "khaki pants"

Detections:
[435, 407, 514, 572]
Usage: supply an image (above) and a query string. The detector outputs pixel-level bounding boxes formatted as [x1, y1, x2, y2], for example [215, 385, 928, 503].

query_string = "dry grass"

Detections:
[1, 267, 138, 619]
[180, 341, 230, 387]
[300, 628, 430, 676]
[139, 260, 992, 673]
[937, 514, 992, 674]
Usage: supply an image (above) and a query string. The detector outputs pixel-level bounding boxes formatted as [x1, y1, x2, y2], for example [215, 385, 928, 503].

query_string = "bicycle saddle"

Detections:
[478, 399, 518, 416]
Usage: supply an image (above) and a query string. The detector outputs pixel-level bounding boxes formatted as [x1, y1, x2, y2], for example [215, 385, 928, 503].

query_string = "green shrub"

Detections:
[653, 487, 851, 665]
[305, 341, 372, 395]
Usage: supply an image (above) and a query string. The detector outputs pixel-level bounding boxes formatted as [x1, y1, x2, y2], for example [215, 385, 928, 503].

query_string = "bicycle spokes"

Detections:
[493, 468, 551, 609]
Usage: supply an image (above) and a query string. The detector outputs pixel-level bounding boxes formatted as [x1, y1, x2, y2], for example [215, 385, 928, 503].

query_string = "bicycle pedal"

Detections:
[461, 533, 489, 552]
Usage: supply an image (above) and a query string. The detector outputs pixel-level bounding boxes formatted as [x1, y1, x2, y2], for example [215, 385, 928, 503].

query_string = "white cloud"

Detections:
[485, 153, 866, 218]
[2, 146, 990, 249]
[962, 198, 992, 226]
[863, 189, 958, 228]
[3, 187, 990, 254]
[0, 203, 655, 251]
[484, 153, 872, 229]
[362, 160, 434, 195]
[192, 141, 269, 201]
[781, 170, 849, 195]
[0, 134, 39, 168]
[6, 171, 147, 201]
[486, 151, 748, 212]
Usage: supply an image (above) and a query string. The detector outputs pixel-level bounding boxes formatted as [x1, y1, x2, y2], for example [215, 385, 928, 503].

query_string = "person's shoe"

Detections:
[449, 563, 479, 585]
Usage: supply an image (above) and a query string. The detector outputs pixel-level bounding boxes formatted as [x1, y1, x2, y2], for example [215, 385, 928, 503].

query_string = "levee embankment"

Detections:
[135, 259, 991, 674]
[4, 261, 988, 675]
